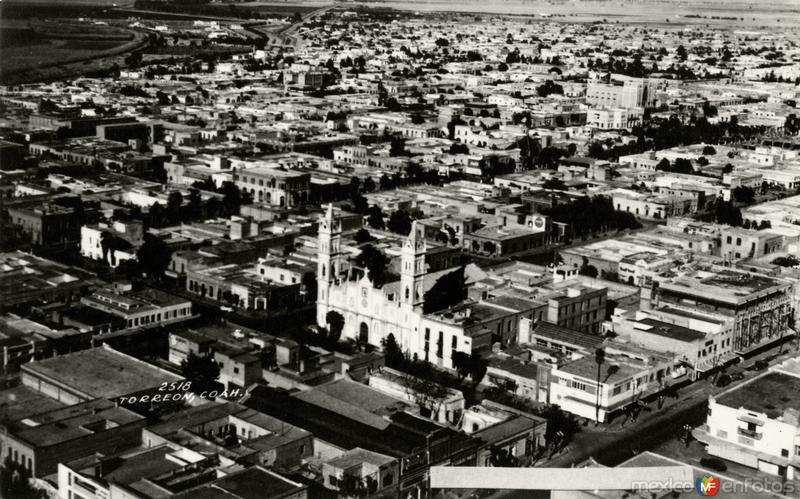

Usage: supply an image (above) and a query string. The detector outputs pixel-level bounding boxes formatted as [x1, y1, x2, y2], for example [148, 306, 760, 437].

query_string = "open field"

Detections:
[341, 0, 800, 28]
[0, 21, 146, 84]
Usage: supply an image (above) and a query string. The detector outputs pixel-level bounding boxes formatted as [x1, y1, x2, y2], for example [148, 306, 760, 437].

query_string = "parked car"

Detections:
[754, 359, 769, 371]
[730, 371, 745, 381]
[715, 374, 732, 387]
[700, 457, 728, 472]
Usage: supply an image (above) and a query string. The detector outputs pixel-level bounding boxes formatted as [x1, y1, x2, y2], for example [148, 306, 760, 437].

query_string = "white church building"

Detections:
[316, 205, 495, 370]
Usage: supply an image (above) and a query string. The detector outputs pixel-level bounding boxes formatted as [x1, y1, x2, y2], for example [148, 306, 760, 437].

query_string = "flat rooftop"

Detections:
[174, 467, 303, 499]
[531, 321, 604, 351]
[9, 399, 143, 447]
[662, 267, 787, 304]
[716, 371, 800, 419]
[294, 379, 409, 430]
[636, 318, 706, 343]
[22, 345, 182, 399]
[559, 354, 645, 385]
[0, 385, 66, 424]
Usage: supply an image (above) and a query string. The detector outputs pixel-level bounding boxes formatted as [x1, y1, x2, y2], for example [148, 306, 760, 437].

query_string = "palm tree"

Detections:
[594, 348, 605, 425]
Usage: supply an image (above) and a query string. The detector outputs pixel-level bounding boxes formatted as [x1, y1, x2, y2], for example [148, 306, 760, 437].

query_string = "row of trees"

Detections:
[542, 196, 642, 240]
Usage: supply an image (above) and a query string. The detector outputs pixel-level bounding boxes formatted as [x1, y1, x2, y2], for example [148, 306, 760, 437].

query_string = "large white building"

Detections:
[694, 358, 800, 481]
[586, 78, 657, 109]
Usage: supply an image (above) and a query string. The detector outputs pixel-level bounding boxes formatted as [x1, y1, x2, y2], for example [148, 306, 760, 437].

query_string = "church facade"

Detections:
[316, 205, 480, 370]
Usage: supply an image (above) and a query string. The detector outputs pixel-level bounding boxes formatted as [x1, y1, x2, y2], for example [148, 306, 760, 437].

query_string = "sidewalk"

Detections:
[533, 340, 800, 469]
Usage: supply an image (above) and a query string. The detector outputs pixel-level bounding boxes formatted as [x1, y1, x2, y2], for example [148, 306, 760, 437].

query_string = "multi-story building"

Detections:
[719, 227, 783, 262]
[8, 203, 82, 248]
[233, 167, 310, 208]
[81, 285, 193, 330]
[0, 251, 95, 313]
[144, 402, 313, 470]
[543, 285, 607, 335]
[694, 358, 800, 481]
[58, 445, 219, 499]
[643, 264, 795, 354]
[586, 107, 643, 130]
[321, 448, 399, 498]
[549, 345, 677, 423]
[586, 78, 657, 109]
[0, 399, 146, 477]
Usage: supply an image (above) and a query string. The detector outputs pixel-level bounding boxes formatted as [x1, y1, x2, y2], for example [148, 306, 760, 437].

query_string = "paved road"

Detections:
[485, 339, 800, 498]
[270, 5, 337, 48]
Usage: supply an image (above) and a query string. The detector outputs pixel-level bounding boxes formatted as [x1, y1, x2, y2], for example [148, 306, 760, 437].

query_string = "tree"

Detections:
[354, 228, 373, 244]
[146, 202, 166, 227]
[710, 199, 743, 227]
[536, 80, 563, 97]
[542, 196, 641, 240]
[382, 333, 403, 366]
[784, 114, 800, 135]
[578, 261, 599, 278]
[672, 158, 694, 174]
[452, 351, 471, 381]
[772, 255, 799, 267]
[468, 352, 488, 386]
[676, 45, 688, 62]
[325, 310, 345, 344]
[594, 348, 605, 425]
[543, 178, 568, 191]
[722, 163, 734, 174]
[732, 186, 755, 204]
[423, 266, 467, 314]
[449, 142, 469, 155]
[1, 456, 46, 499]
[181, 352, 220, 394]
[137, 233, 172, 281]
[367, 205, 385, 230]
[355, 244, 389, 287]
[402, 374, 450, 420]
[697, 156, 709, 167]
[187, 188, 202, 219]
[389, 137, 408, 157]
[532, 404, 580, 455]
[387, 209, 413, 235]
[702, 145, 717, 155]
[220, 181, 243, 215]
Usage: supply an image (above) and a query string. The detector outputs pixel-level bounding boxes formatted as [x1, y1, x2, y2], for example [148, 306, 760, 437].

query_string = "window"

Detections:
[300, 444, 306, 454]
[781, 449, 789, 457]
[234, 367, 240, 374]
